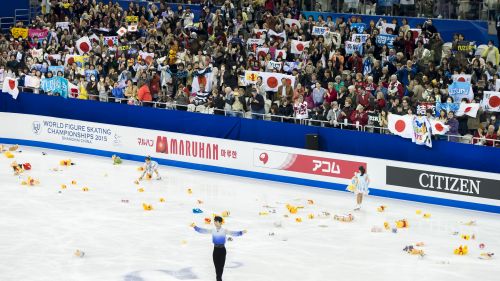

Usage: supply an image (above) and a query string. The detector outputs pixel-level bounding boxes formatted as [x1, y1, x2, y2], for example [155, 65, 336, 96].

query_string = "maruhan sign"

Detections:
[386, 166, 500, 200]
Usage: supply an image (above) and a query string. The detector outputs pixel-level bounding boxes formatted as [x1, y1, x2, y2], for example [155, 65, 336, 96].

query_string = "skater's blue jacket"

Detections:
[194, 226, 243, 245]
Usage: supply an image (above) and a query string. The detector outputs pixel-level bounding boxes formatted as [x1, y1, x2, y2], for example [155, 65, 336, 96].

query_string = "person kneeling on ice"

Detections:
[138, 156, 161, 180]
[192, 216, 247, 281]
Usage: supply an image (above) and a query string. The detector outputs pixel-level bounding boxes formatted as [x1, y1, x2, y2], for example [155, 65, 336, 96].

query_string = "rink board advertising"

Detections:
[0, 112, 499, 213]
[386, 166, 500, 200]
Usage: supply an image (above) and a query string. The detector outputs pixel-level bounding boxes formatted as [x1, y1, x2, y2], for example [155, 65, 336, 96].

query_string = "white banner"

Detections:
[344, 41, 363, 55]
[351, 34, 370, 43]
[266, 61, 282, 71]
[0, 112, 498, 210]
[312, 26, 329, 36]
[56, 22, 70, 31]
[379, 23, 396, 34]
[496, 79, 500, 92]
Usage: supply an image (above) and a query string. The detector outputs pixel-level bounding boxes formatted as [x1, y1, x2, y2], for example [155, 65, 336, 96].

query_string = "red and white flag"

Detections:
[2, 77, 19, 99]
[456, 103, 480, 117]
[76, 36, 92, 55]
[256, 47, 269, 58]
[68, 82, 79, 98]
[430, 120, 449, 135]
[388, 114, 414, 138]
[45, 53, 61, 62]
[275, 49, 287, 60]
[267, 30, 286, 41]
[285, 18, 301, 28]
[139, 51, 155, 65]
[128, 24, 138, 32]
[291, 40, 310, 54]
[244, 71, 296, 92]
[89, 33, 100, 43]
[117, 27, 127, 37]
[482, 91, 500, 112]
[103, 36, 119, 47]
[253, 29, 267, 39]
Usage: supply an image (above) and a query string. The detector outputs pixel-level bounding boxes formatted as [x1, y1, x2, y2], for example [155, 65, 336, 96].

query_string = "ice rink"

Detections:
[0, 145, 498, 281]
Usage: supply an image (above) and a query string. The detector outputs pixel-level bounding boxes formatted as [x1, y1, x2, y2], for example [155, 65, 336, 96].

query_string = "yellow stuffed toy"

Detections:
[142, 203, 153, 211]
[396, 219, 409, 228]
[454, 245, 468, 255]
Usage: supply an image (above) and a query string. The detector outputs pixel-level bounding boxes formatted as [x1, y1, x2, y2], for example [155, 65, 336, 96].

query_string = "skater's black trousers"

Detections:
[213, 246, 226, 281]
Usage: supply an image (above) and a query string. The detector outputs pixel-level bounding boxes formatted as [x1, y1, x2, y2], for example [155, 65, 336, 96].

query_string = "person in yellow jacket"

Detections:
[482, 40, 499, 66]
[77, 76, 88, 100]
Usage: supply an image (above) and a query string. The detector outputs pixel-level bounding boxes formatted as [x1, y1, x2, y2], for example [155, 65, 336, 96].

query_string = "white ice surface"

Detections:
[0, 146, 499, 281]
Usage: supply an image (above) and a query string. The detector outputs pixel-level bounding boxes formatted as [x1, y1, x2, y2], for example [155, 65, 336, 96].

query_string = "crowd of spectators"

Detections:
[0, 0, 500, 147]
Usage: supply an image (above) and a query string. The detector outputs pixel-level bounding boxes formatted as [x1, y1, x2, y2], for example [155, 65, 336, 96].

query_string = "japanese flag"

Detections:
[117, 27, 128, 37]
[128, 24, 138, 32]
[482, 91, 500, 112]
[285, 18, 301, 28]
[76, 36, 92, 55]
[430, 120, 449, 135]
[275, 49, 287, 60]
[89, 33, 100, 43]
[256, 47, 269, 58]
[456, 103, 480, 118]
[139, 51, 155, 65]
[2, 77, 19, 99]
[291, 40, 310, 54]
[388, 114, 414, 138]
[68, 82, 79, 98]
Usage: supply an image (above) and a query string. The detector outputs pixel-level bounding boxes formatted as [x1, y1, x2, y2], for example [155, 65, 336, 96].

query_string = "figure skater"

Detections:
[138, 156, 161, 180]
[192, 216, 247, 281]
[353, 166, 369, 210]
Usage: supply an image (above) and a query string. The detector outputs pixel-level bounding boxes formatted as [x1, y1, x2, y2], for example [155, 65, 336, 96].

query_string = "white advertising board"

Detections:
[0, 112, 499, 210]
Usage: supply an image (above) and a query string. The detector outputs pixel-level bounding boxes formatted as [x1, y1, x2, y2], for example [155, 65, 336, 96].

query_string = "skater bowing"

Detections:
[192, 216, 247, 281]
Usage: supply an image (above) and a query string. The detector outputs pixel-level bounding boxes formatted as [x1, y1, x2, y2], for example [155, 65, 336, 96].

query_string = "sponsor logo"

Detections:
[254, 149, 366, 179]
[32, 121, 41, 135]
[156, 136, 220, 160]
[386, 166, 500, 200]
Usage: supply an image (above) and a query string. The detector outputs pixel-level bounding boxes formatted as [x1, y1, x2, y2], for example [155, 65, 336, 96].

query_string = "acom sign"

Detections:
[386, 166, 500, 200]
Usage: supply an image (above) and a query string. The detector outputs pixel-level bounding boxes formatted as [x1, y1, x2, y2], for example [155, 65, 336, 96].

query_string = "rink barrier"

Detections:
[1, 137, 499, 214]
[1, 93, 499, 174]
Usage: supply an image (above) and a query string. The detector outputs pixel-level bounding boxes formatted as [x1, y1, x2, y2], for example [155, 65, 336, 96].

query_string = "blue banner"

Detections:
[48, 66, 65, 76]
[40, 77, 69, 98]
[435, 102, 460, 116]
[378, 0, 395, 7]
[350, 23, 367, 33]
[448, 81, 473, 102]
[376, 34, 396, 48]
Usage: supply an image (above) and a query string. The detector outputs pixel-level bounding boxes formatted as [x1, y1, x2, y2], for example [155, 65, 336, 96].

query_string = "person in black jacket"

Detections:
[249, 88, 265, 119]
[212, 88, 225, 115]
[278, 97, 294, 123]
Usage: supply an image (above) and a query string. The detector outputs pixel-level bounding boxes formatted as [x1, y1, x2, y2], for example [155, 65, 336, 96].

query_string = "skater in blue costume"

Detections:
[192, 216, 247, 281]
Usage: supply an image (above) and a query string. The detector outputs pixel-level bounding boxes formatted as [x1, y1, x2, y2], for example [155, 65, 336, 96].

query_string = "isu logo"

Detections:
[32, 121, 41, 135]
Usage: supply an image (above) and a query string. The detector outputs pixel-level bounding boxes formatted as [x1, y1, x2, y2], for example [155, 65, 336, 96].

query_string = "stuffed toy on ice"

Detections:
[112, 155, 122, 165]
[334, 214, 354, 222]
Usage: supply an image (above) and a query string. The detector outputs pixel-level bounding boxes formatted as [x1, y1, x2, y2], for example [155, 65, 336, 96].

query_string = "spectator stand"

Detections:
[303, 11, 497, 45]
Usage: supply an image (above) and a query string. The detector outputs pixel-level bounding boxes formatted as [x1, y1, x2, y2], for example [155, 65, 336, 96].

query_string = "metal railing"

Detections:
[7, 87, 499, 148]
[0, 17, 14, 34]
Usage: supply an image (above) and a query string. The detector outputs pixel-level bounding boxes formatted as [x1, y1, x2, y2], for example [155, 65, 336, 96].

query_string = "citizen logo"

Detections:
[386, 166, 500, 200]
[418, 173, 480, 195]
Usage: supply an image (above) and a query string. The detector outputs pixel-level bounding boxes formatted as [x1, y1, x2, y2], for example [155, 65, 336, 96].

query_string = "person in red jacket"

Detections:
[347, 52, 363, 74]
[356, 89, 373, 111]
[137, 81, 153, 106]
[350, 104, 369, 129]
[387, 74, 404, 99]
